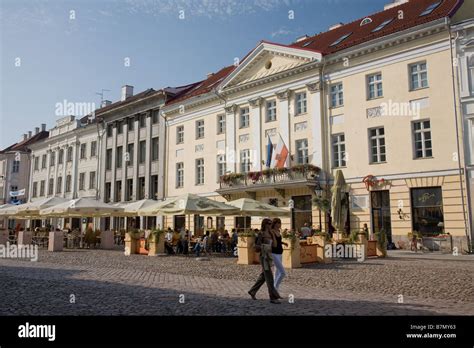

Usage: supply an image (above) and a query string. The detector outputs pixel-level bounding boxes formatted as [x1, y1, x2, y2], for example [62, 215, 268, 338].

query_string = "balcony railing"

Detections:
[218, 164, 321, 190]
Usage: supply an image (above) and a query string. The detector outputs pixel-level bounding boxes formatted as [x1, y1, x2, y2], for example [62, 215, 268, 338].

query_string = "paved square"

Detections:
[0, 249, 472, 315]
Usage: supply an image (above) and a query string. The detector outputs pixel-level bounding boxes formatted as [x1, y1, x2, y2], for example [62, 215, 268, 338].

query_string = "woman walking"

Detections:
[248, 218, 282, 304]
[270, 218, 288, 292]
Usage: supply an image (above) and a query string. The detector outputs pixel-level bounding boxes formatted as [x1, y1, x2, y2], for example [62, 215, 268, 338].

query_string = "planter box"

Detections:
[0, 230, 8, 245]
[237, 236, 255, 265]
[367, 240, 377, 257]
[18, 231, 32, 245]
[124, 233, 139, 255]
[100, 230, 114, 250]
[313, 235, 332, 263]
[48, 231, 63, 252]
[300, 242, 318, 264]
[139, 238, 148, 255]
[148, 235, 165, 256]
[282, 238, 301, 269]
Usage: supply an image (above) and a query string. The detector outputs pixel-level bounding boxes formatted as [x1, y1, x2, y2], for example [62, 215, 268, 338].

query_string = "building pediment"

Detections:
[218, 41, 322, 91]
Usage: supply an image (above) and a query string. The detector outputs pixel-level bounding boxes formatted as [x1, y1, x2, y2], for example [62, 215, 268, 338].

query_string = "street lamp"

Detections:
[314, 183, 323, 232]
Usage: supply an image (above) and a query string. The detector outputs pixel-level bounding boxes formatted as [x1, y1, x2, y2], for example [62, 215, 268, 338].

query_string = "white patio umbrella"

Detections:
[39, 197, 124, 218]
[15, 197, 69, 217]
[114, 199, 164, 217]
[227, 198, 291, 230]
[0, 204, 19, 217]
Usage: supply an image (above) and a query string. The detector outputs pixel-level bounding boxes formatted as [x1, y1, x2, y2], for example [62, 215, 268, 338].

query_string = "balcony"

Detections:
[217, 164, 321, 197]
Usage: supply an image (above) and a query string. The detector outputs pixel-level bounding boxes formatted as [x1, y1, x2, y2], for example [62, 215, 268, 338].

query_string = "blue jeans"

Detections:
[272, 253, 286, 291]
[194, 244, 201, 257]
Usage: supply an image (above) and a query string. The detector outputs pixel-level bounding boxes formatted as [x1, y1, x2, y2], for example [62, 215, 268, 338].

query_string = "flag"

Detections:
[272, 133, 289, 168]
[265, 135, 273, 168]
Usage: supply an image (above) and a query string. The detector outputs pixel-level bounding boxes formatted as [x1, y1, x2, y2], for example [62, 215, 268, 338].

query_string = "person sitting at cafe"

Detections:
[182, 233, 189, 255]
[300, 223, 312, 239]
[210, 230, 219, 252]
[231, 229, 238, 250]
[194, 237, 202, 257]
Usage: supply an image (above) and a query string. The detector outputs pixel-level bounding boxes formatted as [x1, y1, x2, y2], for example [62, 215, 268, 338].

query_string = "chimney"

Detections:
[35, 127, 40, 135]
[329, 23, 344, 30]
[384, 0, 409, 10]
[28, 131, 32, 139]
[121, 85, 133, 101]
[207, 73, 214, 79]
[296, 35, 309, 42]
[41, 124, 46, 132]
[101, 100, 112, 108]
[22, 134, 28, 141]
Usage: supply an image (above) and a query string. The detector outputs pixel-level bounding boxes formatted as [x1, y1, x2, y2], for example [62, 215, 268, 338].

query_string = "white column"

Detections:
[45, 147, 52, 195]
[132, 115, 140, 200]
[249, 97, 262, 171]
[158, 111, 166, 200]
[121, 120, 129, 202]
[61, 145, 67, 197]
[144, 111, 152, 199]
[71, 139, 79, 198]
[110, 122, 117, 202]
[53, 147, 59, 195]
[276, 89, 291, 167]
[306, 82, 324, 168]
[225, 104, 237, 173]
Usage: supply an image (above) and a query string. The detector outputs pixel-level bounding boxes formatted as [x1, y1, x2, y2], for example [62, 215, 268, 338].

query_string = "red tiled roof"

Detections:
[0, 131, 49, 153]
[167, 66, 236, 106]
[290, 0, 462, 54]
[165, 0, 462, 107]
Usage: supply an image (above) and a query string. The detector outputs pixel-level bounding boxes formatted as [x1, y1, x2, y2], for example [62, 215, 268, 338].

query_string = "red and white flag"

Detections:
[271, 133, 289, 168]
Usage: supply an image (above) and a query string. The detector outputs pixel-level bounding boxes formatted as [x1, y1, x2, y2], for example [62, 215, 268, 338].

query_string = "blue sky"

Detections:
[0, 0, 389, 149]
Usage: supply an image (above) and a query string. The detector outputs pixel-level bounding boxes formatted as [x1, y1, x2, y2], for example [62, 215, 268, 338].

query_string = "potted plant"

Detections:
[147, 229, 165, 256]
[237, 229, 256, 265]
[375, 229, 387, 257]
[124, 229, 141, 255]
[282, 229, 301, 268]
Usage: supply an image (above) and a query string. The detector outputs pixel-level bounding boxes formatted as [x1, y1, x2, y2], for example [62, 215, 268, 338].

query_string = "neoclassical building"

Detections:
[161, 0, 473, 250]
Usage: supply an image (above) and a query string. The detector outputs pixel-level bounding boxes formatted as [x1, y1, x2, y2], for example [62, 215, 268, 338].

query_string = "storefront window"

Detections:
[411, 187, 444, 236]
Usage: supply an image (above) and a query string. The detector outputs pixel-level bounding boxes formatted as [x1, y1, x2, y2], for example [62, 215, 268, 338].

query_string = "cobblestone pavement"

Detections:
[0, 248, 472, 315]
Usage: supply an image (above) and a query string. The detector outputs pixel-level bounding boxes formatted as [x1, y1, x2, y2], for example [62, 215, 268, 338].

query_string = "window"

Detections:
[295, 92, 307, 115]
[105, 182, 111, 203]
[140, 114, 147, 128]
[67, 147, 73, 162]
[12, 160, 19, 173]
[176, 126, 184, 144]
[360, 17, 372, 26]
[332, 134, 346, 167]
[117, 121, 123, 135]
[217, 154, 226, 179]
[196, 158, 204, 185]
[196, 120, 205, 139]
[468, 56, 474, 94]
[138, 177, 145, 200]
[115, 181, 122, 201]
[409, 62, 428, 90]
[58, 149, 64, 165]
[152, 110, 160, 124]
[413, 120, 432, 158]
[302, 40, 313, 47]
[50, 152, 55, 167]
[79, 173, 85, 190]
[107, 124, 113, 137]
[176, 162, 184, 188]
[419, 1, 442, 17]
[66, 175, 72, 193]
[330, 32, 352, 47]
[367, 73, 383, 99]
[56, 177, 62, 194]
[42, 154, 47, 169]
[240, 107, 250, 128]
[39, 180, 45, 196]
[47, 179, 54, 195]
[34, 156, 39, 171]
[150, 175, 158, 200]
[106, 149, 112, 170]
[90, 141, 97, 157]
[411, 187, 444, 236]
[116, 146, 123, 168]
[266, 100, 277, 122]
[127, 117, 135, 131]
[330, 83, 344, 107]
[369, 127, 386, 163]
[127, 143, 134, 165]
[32, 182, 38, 197]
[217, 115, 226, 134]
[89, 171, 96, 189]
[139, 141, 146, 164]
[240, 149, 251, 173]
[80, 143, 86, 159]
[295, 139, 309, 164]
[126, 179, 133, 201]
[372, 18, 394, 32]
[152, 137, 159, 161]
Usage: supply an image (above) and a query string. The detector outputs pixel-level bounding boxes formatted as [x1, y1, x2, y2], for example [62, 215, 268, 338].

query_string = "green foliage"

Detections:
[348, 230, 359, 243]
[313, 196, 331, 213]
[375, 229, 388, 256]
[147, 229, 165, 242]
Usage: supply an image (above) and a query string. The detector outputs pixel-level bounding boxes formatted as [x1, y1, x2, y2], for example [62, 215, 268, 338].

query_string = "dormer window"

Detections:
[420, 1, 443, 16]
[360, 17, 372, 26]
[302, 40, 314, 47]
[330, 32, 352, 47]
[372, 18, 394, 33]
